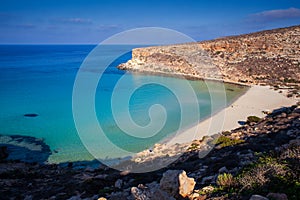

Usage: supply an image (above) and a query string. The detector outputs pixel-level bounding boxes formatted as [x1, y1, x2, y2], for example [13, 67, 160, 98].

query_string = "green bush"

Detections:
[214, 136, 245, 148]
[222, 131, 231, 136]
[210, 140, 300, 199]
[237, 156, 286, 192]
[236, 154, 300, 199]
[188, 143, 199, 151]
[217, 173, 235, 188]
[246, 116, 261, 123]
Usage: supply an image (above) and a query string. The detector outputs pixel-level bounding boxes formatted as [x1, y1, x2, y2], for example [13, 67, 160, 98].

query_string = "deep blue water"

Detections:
[0, 45, 247, 163]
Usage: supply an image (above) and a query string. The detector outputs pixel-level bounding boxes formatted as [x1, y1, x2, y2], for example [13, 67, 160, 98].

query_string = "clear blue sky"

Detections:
[0, 0, 299, 44]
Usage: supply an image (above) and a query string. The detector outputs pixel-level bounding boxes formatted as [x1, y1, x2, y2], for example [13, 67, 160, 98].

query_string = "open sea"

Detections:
[0, 45, 248, 164]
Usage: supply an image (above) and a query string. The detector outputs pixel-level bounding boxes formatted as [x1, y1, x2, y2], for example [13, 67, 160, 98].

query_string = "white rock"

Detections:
[249, 194, 269, 200]
[160, 170, 195, 198]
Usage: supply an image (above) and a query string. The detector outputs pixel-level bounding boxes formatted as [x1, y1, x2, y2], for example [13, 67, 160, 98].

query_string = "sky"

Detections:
[0, 0, 299, 44]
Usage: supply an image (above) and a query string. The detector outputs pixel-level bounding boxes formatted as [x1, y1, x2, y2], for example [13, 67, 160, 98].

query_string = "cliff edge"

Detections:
[118, 25, 300, 92]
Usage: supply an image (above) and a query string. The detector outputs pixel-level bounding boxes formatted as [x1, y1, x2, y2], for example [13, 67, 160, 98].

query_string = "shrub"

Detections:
[222, 131, 231, 136]
[188, 143, 199, 151]
[217, 173, 235, 188]
[211, 142, 300, 199]
[246, 116, 261, 123]
[237, 156, 287, 192]
[214, 136, 245, 148]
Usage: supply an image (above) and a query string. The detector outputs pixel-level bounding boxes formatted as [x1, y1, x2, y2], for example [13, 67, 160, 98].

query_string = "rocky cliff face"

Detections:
[118, 25, 300, 88]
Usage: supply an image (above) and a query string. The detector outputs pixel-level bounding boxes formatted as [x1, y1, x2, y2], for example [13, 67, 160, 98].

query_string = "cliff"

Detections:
[118, 25, 300, 89]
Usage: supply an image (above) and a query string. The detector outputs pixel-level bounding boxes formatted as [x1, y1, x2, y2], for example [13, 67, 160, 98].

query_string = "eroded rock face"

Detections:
[118, 25, 300, 87]
[118, 43, 221, 80]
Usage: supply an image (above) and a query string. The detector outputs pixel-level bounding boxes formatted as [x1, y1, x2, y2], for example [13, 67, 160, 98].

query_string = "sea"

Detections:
[0, 45, 248, 164]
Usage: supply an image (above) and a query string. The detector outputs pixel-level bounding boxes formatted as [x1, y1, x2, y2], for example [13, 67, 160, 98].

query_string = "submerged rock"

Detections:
[0, 134, 51, 163]
[24, 113, 39, 117]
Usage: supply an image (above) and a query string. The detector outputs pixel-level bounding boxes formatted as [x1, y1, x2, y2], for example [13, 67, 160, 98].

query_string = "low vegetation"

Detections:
[188, 142, 200, 151]
[210, 141, 300, 200]
[213, 135, 245, 148]
[246, 115, 261, 123]
[216, 173, 234, 188]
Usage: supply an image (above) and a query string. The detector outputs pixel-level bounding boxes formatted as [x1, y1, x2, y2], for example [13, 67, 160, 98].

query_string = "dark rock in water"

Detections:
[0, 146, 8, 160]
[0, 134, 51, 163]
[24, 113, 39, 117]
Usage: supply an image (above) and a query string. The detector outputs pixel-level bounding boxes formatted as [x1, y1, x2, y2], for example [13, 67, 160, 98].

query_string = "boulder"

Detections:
[131, 184, 174, 200]
[160, 170, 195, 198]
[178, 171, 196, 198]
[249, 195, 269, 200]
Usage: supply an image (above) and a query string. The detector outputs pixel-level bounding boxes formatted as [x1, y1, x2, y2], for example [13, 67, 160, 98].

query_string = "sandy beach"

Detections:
[167, 85, 298, 145]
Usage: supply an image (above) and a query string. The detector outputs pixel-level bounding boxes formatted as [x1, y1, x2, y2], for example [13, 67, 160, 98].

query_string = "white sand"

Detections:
[167, 85, 297, 145]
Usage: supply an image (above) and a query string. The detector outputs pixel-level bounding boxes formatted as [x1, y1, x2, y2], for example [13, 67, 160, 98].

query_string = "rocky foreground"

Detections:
[0, 104, 299, 200]
[118, 25, 300, 98]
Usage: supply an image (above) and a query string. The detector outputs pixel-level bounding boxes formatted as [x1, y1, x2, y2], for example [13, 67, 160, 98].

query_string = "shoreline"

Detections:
[124, 84, 298, 168]
[166, 85, 298, 145]
[123, 68, 251, 87]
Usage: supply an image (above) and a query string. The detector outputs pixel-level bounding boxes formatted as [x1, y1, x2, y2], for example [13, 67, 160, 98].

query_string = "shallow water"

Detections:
[0, 45, 248, 163]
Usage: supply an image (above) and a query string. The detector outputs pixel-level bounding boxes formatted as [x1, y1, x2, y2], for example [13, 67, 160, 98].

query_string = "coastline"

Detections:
[124, 68, 251, 87]
[124, 84, 298, 168]
[166, 85, 298, 145]
[1, 24, 300, 199]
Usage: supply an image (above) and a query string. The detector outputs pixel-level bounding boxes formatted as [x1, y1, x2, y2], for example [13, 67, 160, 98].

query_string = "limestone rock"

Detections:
[117, 25, 300, 92]
[178, 171, 196, 198]
[160, 170, 195, 198]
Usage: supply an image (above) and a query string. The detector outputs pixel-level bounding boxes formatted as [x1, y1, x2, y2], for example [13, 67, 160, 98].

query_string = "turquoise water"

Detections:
[0, 45, 247, 163]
